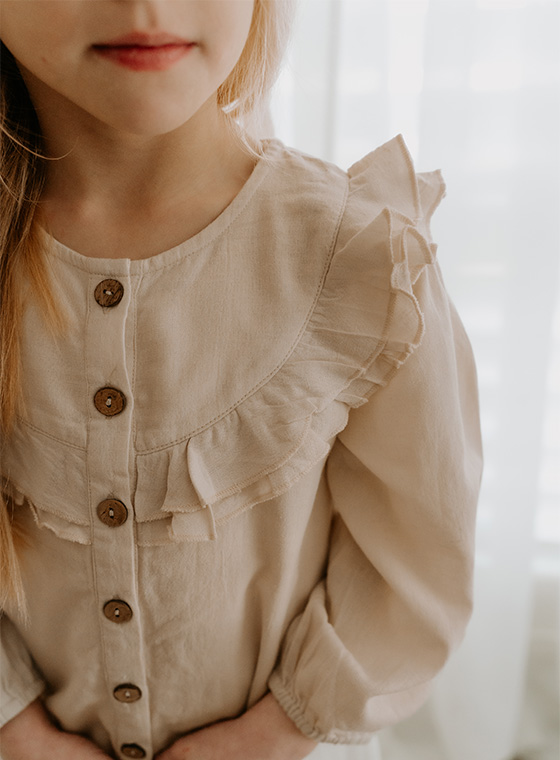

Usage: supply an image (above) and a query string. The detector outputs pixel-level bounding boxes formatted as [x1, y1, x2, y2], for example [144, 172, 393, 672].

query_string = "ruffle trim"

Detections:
[1, 136, 445, 544]
[133, 135, 446, 542]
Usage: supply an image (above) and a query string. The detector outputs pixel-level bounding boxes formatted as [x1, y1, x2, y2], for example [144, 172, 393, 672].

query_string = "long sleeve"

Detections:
[268, 144, 483, 743]
[0, 613, 45, 727]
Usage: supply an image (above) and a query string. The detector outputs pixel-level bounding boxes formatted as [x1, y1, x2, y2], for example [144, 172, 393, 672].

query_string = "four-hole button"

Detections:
[113, 684, 142, 703]
[94, 388, 126, 416]
[103, 600, 133, 624]
[94, 279, 124, 308]
[97, 499, 128, 527]
[121, 745, 146, 759]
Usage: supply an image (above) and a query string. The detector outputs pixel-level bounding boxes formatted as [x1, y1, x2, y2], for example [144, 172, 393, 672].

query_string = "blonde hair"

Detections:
[219, 0, 295, 139]
[0, 0, 295, 613]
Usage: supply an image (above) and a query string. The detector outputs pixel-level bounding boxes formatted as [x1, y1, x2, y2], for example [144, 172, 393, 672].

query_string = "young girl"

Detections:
[0, 1, 482, 759]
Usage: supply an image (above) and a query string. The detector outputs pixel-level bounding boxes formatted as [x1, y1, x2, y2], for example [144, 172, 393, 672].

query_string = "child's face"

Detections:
[0, 0, 255, 137]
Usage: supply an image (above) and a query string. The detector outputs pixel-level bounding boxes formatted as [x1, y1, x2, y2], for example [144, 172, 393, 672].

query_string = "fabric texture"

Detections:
[0, 136, 482, 757]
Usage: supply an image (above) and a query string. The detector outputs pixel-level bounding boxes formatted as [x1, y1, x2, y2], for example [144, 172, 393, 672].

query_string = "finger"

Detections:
[153, 750, 179, 760]
[155, 740, 205, 760]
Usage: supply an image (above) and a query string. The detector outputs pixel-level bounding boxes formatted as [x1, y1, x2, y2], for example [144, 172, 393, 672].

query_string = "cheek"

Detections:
[230, 1, 256, 47]
[210, 4, 255, 72]
[0, 5, 76, 69]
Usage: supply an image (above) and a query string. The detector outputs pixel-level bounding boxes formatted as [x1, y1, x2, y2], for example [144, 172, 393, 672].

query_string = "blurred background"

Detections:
[268, 1, 560, 759]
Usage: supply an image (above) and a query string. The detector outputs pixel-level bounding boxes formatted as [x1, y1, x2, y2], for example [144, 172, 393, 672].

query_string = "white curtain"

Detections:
[270, 1, 560, 759]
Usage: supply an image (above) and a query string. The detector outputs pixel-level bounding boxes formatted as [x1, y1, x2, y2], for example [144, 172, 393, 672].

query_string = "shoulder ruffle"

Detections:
[133, 135, 446, 542]
[2, 136, 446, 546]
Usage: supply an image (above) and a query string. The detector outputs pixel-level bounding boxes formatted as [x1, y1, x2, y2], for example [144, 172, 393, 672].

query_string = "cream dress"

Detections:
[0, 136, 482, 760]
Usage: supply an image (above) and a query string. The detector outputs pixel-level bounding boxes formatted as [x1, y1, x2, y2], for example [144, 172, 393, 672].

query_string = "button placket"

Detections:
[86, 269, 152, 756]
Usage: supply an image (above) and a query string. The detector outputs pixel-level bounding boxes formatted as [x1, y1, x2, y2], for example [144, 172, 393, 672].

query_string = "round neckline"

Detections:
[43, 138, 281, 275]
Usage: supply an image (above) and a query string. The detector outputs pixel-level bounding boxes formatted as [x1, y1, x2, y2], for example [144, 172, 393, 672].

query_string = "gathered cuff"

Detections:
[268, 672, 374, 746]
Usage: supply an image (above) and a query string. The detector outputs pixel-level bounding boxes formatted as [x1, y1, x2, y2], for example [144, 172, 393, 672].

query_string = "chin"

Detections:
[104, 109, 200, 138]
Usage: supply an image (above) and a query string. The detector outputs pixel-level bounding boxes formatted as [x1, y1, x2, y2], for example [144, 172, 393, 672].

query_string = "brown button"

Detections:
[94, 279, 124, 308]
[103, 600, 133, 624]
[94, 388, 126, 417]
[97, 499, 128, 527]
[121, 745, 146, 759]
[114, 683, 142, 703]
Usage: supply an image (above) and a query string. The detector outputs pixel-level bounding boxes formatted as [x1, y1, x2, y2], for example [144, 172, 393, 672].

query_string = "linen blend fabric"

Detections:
[0, 136, 482, 759]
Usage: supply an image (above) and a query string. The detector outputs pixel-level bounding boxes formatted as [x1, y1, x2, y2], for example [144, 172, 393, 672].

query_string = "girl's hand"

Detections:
[0, 698, 112, 760]
[155, 693, 317, 760]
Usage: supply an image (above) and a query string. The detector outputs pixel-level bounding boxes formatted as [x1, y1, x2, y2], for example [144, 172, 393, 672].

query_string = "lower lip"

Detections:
[93, 43, 195, 72]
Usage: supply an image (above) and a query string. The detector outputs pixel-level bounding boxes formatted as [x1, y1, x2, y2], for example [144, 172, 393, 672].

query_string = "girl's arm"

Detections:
[266, 259, 482, 741]
[155, 692, 317, 760]
[0, 699, 112, 760]
[154, 268, 481, 752]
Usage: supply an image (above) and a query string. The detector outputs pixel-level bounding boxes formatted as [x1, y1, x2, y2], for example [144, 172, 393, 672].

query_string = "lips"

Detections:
[92, 32, 196, 72]
[96, 31, 194, 47]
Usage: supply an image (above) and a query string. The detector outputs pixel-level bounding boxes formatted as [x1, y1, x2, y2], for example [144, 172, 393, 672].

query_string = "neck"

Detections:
[40, 97, 249, 217]
[31, 90, 259, 259]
